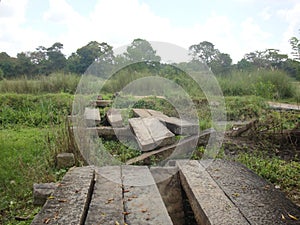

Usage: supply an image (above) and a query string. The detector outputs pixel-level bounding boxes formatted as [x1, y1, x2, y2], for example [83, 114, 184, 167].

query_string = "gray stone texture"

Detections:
[31, 166, 95, 225]
[56, 152, 75, 169]
[33, 183, 57, 206]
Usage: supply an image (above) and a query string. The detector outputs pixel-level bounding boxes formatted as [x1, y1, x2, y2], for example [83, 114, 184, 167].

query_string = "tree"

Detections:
[16, 52, 36, 76]
[282, 58, 300, 80]
[124, 39, 161, 62]
[264, 49, 288, 69]
[0, 68, 4, 80]
[241, 49, 287, 70]
[237, 58, 255, 71]
[0, 52, 17, 78]
[289, 36, 300, 61]
[66, 53, 81, 74]
[30, 46, 48, 65]
[189, 41, 220, 65]
[67, 41, 113, 74]
[189, 41, 232, 74]
[29, 46, 49, 75]
[46, 42, 66, 72]
[210, 53, 232, 75]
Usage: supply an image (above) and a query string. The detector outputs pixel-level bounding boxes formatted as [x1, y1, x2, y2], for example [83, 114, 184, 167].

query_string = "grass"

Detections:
[0, 67, 299, 224]
[0, 73, 80, 94]
[217, 69, 297, 100]
[0, 128, 55, 224]
[0, 93, 75, 225]
[236, 152, 300, 203]
[224, 96, 268, 121]
[0, 93, 73, 129]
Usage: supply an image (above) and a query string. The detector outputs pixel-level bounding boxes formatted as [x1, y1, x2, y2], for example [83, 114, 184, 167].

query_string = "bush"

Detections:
[257, 70, 294, 99]
[217, 69, 296, 99]
[0, 93, 73, 128]
[0, 68, 3, 80]
[0, 73, 80, 94]
[225, 96, 267, 120]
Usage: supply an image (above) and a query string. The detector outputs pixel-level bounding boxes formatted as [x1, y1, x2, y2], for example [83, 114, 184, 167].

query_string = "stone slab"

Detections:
[106, 108, 123, 127]
[125, 135, 198, 165]
[128, 117, 156, 151]
[56, 153, 75, 169]
[177, 160, 249, 225]
[150, 167, 185, 225]
[33, 183, 57, 206]
[147, 109, 166, 118]
[164, 117, 198, 135]
[142, 117, 176, 147]
[132, 108, 152, 118]
[122, 166, 173, 224]
[31, 166, 95, 225]
[129, 117, 176, 151]
[268, 101, 300, 111]
[85, 166, 124, 225]
[84, 107, 101, 127]
[147, 109, 198, 135]
[206, 159, 300, 225]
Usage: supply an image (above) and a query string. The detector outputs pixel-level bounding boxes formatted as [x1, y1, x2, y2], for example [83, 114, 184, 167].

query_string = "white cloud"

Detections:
[239, 17, 272, 55]
[1, 0, 297, 64]
[43, 0, 84, 25]
[37, 0, 276, 62]
[0, 0, 54, 56]
[260, 7, 271, 21]
[39, 0, 239, 61]
[277, 3, 300, 57]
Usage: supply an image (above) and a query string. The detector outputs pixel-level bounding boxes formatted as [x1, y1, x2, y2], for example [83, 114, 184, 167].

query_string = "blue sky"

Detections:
[0, 0, 300, 62]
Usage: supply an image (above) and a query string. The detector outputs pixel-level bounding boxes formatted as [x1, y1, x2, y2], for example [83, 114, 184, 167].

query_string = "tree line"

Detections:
[0, 36, 300, 80]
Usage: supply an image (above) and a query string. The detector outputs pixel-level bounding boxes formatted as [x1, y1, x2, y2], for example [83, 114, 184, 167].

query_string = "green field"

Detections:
[0, 71, 299, 224]
[0, 93, 74, 224]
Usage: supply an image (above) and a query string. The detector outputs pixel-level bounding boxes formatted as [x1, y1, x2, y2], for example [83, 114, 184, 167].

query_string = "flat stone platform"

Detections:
[31, 165, 172, 225]
[31, 160, 300, 225]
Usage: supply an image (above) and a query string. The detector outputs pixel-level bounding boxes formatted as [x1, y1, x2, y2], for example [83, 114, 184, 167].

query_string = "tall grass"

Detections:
[0, 128, 55, 224]
[0, 73, 80, 94]
[0, 93, 73, 128]
[217, 69, 296, 99]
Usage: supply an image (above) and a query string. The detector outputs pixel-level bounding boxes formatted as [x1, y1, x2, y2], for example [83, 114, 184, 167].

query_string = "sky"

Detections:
[0, 0, 300, 62]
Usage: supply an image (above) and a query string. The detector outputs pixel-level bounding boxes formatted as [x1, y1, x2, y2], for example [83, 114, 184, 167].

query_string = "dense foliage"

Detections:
[1, 37, 300, 81]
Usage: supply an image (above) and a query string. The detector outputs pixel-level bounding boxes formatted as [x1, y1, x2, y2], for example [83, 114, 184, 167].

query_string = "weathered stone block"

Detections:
[150, 167, 185, 225]
[84, 107, 101, 127]
[33, 183, 57, 206]
[57, 152, 75, 169]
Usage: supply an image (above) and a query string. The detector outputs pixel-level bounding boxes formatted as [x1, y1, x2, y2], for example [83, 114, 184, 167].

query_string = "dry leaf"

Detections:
[123, 211, 131, 215]
[47, 196, 55, 199]
[105, 198, 114, 204]
[232, 193, 240, 197]
[43, 218, 50, 224]
[281, 214, 285, 220]
[141, 209, 147, 213]
[115, 221, 120, 225]
[288, 213, 298, 220]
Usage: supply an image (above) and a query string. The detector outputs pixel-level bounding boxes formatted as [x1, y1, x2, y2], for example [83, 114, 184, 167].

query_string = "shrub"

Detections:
[217, 69, 296, 99]
[0, 93, 73, 128]
[0, 73, 80, 94]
